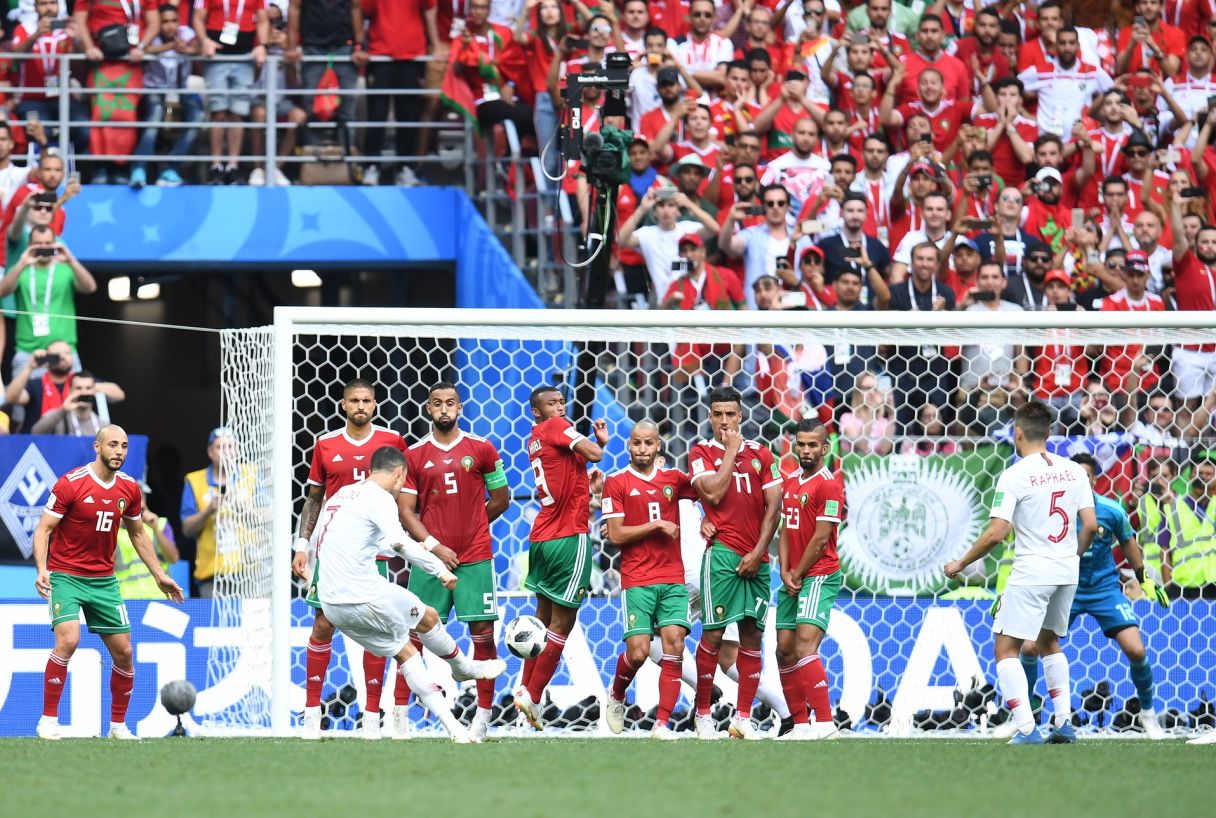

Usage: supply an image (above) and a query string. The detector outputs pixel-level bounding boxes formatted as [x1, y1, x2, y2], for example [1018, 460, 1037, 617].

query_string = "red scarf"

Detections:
[40, 371, 73, 413]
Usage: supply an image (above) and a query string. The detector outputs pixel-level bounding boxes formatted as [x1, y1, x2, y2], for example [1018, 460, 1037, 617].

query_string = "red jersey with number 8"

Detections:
[307, 426, 408, 500]
[44, 465, 143, 577]
[404, 432, 504, 562]
[601, 466, 696, 587]
[528, 416, 590, 542]
[688, 438, 782, 558]
[781, 468, 844, 577]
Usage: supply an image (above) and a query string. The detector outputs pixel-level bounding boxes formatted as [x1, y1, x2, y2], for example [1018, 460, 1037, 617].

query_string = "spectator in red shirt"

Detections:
[894, 14, 969, 106]
[974, 77, 1037, 185]
[1031, 268, 1088, 429]
[194, 0, 268, 184]
[11, 0, 89, 157]
[1098, 249, 1166, 398]
[511, 0, 568, 178]
[1168, 196, 1216, 404]
[1117, 0, 1186, 78]
[882, 64, 969, 154]
[951, 6, 1011, 97]
[450, 0, 533, 137]
[360, 0, 431, 186]
[1022, 166, 1073, 254]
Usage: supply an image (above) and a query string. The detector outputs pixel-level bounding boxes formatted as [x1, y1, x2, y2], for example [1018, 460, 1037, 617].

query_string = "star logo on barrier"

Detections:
[301, 212, 321, 232]
[0, 444, 58, 559]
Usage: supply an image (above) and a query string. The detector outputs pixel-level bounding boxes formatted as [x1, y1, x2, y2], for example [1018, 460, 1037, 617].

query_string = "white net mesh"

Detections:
[212, 311, 1216, 738]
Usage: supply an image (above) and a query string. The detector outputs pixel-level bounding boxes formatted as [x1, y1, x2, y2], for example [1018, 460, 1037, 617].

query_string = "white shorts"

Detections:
[1171, 347, 1216, 399]
[993, 584, 1077, 641]
[321, 583, 426, 658]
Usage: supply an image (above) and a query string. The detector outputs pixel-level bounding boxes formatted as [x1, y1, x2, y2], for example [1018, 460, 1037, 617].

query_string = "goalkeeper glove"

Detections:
[1142, 579, 1170, 609]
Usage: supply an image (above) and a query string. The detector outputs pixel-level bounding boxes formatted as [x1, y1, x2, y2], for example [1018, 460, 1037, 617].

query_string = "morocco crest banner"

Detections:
[89, 63, 141, 159]
[837, 444, 1011, 596]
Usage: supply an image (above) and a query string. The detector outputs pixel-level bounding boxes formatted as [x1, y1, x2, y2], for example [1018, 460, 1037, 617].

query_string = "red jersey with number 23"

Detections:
[45, 465, 143, 577]
[307, 426, 408, 500]
[528, 416, 590, 541]
[404, 432, 504, 563]
[782, 467, 844, 577]
[601, 466, 696, 587]
[688, 438, 781, 559]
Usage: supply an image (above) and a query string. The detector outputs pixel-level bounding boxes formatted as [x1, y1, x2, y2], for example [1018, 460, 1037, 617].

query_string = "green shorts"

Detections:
[700, 544, 771, 630]
[776, 570, 843, 631]
[307, 558, 390, 609]
[409, 559, 498, 623]
[49, 572, 130, 634]
[524, 533, 592, 609]
[622, 583, 692, 640]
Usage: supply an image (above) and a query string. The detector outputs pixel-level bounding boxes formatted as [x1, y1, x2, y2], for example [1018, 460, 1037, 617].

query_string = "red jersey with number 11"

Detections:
[688, 438, 782, 559]
[781, 467, 844, 577]
[307, 426, 408, 500]
[528, 416, 590, 541]
[601, 466, 696, 587]
[45, 465, 143, 577]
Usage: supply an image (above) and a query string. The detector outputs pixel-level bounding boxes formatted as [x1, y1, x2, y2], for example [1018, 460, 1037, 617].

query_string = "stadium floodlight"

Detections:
[292, 269, 322, 288]
[107, 276, 131, 301]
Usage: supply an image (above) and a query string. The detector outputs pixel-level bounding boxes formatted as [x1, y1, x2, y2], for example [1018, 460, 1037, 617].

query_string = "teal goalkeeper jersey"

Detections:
[1076, 494, 1134, 592]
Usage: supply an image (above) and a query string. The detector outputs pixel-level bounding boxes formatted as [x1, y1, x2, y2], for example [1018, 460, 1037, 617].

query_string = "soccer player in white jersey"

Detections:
[945, 401, 1096, 745]
[312, 446, 506, 743]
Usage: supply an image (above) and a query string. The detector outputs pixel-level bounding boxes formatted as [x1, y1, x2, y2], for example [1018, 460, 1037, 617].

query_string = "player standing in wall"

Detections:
[312, 446, 506, 744]
[34, 425, 185, 740]
[946, 401, 1097, 744]
[600, 420, 696, 739]
[688, 386, 783, 740]
[291, 378, 459, 740]
[397, 382, 510, 742]
[775, 419, 845, 741]
[514, 385, 608, 731]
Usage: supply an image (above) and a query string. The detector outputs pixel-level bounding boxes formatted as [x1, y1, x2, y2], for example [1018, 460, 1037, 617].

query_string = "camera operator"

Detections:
[30, 369, 104, 436]
[5, 339, 125, 433]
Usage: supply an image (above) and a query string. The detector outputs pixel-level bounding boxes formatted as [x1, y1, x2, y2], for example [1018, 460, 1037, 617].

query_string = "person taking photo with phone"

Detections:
[4, 339, 125, 434]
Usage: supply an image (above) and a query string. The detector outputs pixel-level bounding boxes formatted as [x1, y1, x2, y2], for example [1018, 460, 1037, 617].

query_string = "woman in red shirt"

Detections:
[511, 0, 567, 177]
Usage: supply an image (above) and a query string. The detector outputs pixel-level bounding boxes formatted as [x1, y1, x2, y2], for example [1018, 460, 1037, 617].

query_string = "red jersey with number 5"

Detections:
[528, 416, 590, 541]
[688, 438, 782, 559]
[44, 465, 143, 577]
[404, 432, 505, 563]
[601, 466, 696, 587]
[782, 468, 844, 577]
[307, 426, 408, 500]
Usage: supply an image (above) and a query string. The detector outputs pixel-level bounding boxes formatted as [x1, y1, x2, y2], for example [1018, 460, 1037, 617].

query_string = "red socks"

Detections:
[43, 652, 68, 718]
[610, 653, 641, 700]
[363, 652, 387, 714]
[394, 636, 423, 706]
[471, 631, 497, 710]
[802, 654, 832, 722]
[657, 654, 682, 725]
[305, 638, 332, 708]
[779, 662, 810, 725]
[525, 630, 567, 702]
[110, 665, 134, 723]
[735, 648, 762, 719]
[694, 642, 719, 716]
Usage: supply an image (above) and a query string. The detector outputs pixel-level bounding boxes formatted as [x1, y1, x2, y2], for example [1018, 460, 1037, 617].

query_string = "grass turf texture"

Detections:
[3, 737, 1209, 818]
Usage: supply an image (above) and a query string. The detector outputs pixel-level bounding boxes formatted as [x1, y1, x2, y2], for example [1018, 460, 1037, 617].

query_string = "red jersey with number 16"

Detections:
[688, 438, 782, 559]
[404, 432, 504, 563]
[782, 467, 845, 577]
[307, 426, 408, 500]
[528, 416, 590, 542]
[601, 466, 696, 587]
[44, 465, 143, 577]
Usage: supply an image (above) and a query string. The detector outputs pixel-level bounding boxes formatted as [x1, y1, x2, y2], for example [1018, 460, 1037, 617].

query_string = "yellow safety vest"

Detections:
[113, 517, 173, 600]
[185, 465, 257, 581]
[1136, 494, 1164, 578]
[1164, 494, 1216, 589]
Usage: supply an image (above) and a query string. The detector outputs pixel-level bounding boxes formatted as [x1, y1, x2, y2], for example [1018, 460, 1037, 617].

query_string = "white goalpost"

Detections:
[207, 308, 1216, 738]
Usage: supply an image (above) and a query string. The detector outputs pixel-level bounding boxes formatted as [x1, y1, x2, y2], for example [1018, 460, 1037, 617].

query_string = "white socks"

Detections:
[997, 657, 1035, 733]
[1041, 652, 1072, 729]
[418, 624, 473, 678]
[400, 653, 461, 736]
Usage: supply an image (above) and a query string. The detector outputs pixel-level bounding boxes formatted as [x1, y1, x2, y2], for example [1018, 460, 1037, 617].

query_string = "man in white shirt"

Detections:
[1017, 26, 1112, 137]
[671, 0, 733, 89]
[1161, 35, 1216, 141]
[617, 188, 719, 298]
[945, 402, 1097, 745]
[890, 192, 953, 281]
[311, 445, 506, 743]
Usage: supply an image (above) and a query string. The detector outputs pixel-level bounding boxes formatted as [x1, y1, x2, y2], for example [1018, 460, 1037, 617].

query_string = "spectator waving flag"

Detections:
[89, 63, 141, 160]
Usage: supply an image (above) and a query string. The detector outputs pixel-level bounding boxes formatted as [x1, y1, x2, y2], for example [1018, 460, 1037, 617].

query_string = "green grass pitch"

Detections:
[3, 737, 1210, 818]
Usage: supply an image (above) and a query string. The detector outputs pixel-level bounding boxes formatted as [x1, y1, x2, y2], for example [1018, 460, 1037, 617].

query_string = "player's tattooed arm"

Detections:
[291, 484, 325, 579]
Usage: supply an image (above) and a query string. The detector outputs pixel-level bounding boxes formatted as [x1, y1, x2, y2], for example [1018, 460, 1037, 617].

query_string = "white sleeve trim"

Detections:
[762, 478, 783, 490]
[816, 516, 841, 524]
[43, 508, 64, 519]
[600, 511, 626, 520]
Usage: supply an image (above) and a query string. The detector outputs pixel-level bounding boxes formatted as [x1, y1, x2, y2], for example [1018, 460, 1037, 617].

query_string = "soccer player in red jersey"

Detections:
[291, 378, 456, 740]
[688, 385, 782, 740]
[397, 381, 509, 742]
[34, 425, 184, 740]
[775, 419, 845, 741]
[600, 420, 696, 739]
[514, 385, 608, 731]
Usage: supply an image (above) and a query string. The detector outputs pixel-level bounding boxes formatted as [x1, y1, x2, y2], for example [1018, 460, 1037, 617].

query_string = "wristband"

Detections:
[293, 536, 309, 554]
[422, 535, 440, 552]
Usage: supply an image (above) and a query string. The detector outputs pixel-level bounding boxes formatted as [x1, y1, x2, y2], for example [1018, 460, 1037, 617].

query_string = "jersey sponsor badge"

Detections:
[824, 499, 840, 517]
[663, 484, 674, 501]
[461, 455, 475, 471]
[800, 492, 808, 506]
[751, 458, 761, 474]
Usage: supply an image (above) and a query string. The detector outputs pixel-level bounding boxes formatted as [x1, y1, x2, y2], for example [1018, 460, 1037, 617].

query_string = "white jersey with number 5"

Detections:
[989, 452, 1093, 586]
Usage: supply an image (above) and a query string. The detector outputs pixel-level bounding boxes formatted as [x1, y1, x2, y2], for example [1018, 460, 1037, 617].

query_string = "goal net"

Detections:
[209, 308, 1216, 738]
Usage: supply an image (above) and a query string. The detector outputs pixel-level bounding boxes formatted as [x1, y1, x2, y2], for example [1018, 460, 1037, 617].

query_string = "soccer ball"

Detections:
[160, 679, 198, 715]
[504, 615, 547, 659]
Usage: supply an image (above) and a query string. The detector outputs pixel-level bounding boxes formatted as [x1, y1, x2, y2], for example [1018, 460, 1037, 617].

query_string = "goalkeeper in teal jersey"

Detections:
[1018, 453, 1168, 740]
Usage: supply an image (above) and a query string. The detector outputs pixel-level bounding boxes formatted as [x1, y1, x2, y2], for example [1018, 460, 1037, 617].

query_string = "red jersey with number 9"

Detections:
[307, 426, 408, 500]
[781, 468, 844, 577]
[44, 465, 143, 577]
[528, 416, 590, 542]
[688, 438, 782, 559]
[601, 466, 696, 587]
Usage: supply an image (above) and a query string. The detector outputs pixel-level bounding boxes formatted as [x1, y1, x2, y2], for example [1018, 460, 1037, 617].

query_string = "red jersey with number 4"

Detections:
[307, 426, 408, 500]
[528, 416, 590, 541]
[601, 466, 696, 587]
[782, 468, 844, 577]
[45, 465, 143, 577]
[404, 432, 504, 563]
[688, 438, 781, 558]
